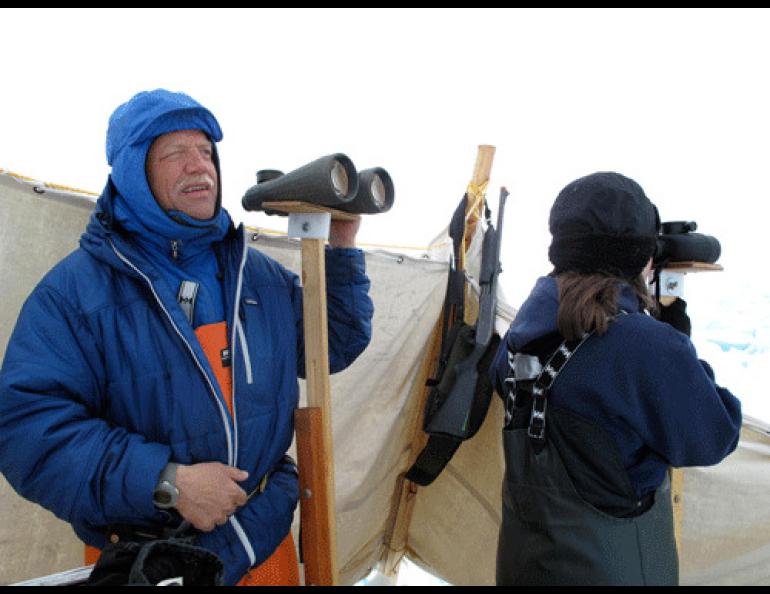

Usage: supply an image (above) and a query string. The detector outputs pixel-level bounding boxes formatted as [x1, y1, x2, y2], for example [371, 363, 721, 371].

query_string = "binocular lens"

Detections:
[371, 174, 386, 208]
[331, 161, 349, 197]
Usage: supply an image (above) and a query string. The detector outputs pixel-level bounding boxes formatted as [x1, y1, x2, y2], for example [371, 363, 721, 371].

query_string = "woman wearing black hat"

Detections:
[489, 172, 742, 586]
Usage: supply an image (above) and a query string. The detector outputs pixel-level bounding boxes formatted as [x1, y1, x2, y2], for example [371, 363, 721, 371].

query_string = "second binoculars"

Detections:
[242, 153, 394, 215]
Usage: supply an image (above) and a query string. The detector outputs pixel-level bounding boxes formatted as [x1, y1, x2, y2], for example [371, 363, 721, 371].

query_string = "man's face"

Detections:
[146, 129, 218, 220]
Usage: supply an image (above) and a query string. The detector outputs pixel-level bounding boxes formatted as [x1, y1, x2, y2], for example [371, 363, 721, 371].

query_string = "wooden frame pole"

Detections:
[263, 202, 358, 586]
[655, 261, 723, 553]
[295, 237, 338, 586]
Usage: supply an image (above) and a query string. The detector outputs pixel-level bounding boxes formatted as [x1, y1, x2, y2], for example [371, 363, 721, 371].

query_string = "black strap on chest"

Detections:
[505, 331, 593, 444]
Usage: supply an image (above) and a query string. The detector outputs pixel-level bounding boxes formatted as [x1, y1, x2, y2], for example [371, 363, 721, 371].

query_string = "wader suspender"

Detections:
[177, 281, 200, 325]
[505, 332, 593, 444]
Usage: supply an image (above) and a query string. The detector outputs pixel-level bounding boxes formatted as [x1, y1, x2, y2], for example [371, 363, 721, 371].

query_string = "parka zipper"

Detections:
[226, 228, 256, 566]
[110, 234, 256, 565]
[108, 239, 234, 466]
[229, 228, 251, 469]
[236, 322, 253, 385]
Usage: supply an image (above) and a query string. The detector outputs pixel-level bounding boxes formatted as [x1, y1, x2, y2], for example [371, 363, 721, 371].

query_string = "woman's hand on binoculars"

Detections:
[329, 216, 361, 248]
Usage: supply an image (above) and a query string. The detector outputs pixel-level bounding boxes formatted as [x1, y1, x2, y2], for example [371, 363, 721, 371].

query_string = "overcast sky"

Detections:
[2, 8, 769, 417]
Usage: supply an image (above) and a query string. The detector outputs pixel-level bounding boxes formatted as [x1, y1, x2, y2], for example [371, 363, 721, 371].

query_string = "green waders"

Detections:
[497, 333, 679, 586]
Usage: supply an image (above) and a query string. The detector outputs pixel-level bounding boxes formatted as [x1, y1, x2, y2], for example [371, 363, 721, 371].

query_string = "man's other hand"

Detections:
[174, 462, 249, 532]
[329, 216, 361, 248]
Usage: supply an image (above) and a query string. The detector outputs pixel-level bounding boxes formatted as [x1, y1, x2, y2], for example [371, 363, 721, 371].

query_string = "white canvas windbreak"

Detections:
[0, 173, 97, 583]
[1, 171, 768, 586]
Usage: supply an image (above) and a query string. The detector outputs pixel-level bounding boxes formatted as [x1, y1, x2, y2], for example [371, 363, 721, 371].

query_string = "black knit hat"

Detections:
[548, 172, 660, 279]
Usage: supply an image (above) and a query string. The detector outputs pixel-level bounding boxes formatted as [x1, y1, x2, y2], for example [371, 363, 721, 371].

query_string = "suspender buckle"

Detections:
[177, 280, 200, 325]
[527, 395, 547, 441]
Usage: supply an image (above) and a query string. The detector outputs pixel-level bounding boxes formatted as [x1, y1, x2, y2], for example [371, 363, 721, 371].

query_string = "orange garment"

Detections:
[84, 544, 100, 566]
[195, 322, 234, 415]
[197, 323, 299, 586]
[237, 532, 300, 586]
[85, 322, 299, 586]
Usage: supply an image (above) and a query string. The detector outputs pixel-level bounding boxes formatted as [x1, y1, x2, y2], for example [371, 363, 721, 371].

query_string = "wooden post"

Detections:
[295, 407, 336, 585]
[462, 145, 496, 265]
[463, 145, 496, 326]
[263, 201, 358, 586]
[297, 237, 338, 586]
[382, 145, 496, 575]
[656, 260, 722, 554]
[382, 317, 443, 574]
[670, 467, 684, 554]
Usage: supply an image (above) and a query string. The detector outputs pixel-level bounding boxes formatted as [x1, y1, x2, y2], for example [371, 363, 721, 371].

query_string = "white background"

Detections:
[2, 8, 767, 422]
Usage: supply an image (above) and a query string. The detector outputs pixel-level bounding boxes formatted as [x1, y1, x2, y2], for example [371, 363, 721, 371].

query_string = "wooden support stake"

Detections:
[298, 236, 338, 585]
[462, 145, 496, 266]
[295, 407, 336, 586]
[658, 260, 722, 553]
[262, 201, 359, 222]
[462, 145, 495, 325]
[670, 468, 684, 554]
[260, 203, 349, 585]
[383, 318, 443, 574]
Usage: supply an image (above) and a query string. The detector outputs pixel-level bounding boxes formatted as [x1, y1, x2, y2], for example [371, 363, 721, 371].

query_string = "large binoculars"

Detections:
[653, 221, 721, 266]
[241, 153, 394, 215]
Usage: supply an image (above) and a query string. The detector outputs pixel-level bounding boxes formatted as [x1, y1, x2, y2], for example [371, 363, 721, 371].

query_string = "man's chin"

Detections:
[180, 196, 218, 221]
[168, 202, 218, 222]
[189, 207, 218, 221]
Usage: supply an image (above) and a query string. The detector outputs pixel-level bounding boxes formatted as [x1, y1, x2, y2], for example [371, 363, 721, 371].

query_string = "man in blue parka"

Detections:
[0, 89, 373, 585]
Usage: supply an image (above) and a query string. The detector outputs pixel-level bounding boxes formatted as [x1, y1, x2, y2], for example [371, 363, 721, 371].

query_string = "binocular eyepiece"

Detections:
[242, 153, 394, 215]
[654, 220, 721, 266]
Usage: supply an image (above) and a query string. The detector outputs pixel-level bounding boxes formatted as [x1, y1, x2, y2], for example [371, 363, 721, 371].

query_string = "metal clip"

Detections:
[287, 212, 331, 240]
[527, 398, 547, 440]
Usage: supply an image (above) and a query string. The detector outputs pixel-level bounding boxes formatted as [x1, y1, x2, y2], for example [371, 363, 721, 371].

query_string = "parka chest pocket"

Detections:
[236, 288, 297, 392]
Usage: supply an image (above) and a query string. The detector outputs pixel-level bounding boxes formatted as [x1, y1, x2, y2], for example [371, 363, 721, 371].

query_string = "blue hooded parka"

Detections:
[0, 90, 373, 584]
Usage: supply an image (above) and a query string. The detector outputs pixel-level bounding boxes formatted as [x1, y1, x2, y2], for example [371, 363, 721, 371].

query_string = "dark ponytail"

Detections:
[556, 272, 656, 341]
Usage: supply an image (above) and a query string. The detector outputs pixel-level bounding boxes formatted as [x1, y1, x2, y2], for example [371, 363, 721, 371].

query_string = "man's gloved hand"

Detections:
[656, 297, 691, 337]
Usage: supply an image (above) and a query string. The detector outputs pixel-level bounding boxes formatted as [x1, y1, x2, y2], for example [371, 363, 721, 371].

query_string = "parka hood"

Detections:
[105, 88, 229, 245]
[81, 90, 233, 327]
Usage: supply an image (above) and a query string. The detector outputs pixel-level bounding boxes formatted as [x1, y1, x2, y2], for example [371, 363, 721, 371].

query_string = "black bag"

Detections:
[86, 522, 224, 586]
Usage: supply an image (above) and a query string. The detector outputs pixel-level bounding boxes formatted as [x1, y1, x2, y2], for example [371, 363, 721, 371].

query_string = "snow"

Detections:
[686, 273, 770, 423]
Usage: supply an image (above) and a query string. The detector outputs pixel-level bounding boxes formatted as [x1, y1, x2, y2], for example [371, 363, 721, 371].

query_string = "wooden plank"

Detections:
[462, 145, 496, 262]
[297, 237, 338, 585]
[383, 318, 443, 574]
[671, 468, 684, 554]
[470, 145, 496, 186]
[262, 200, 359, 222]
[296, 408, 337, 586]
[301, 239, 332, 413]
[663, 261, 723, 273]
[660, 260, 720, 553]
